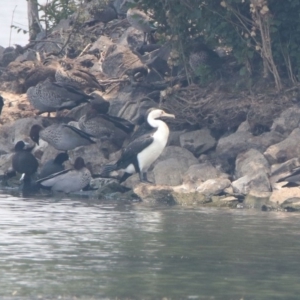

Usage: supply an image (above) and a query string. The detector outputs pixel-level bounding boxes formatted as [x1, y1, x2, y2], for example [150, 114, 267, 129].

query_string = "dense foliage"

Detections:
[139, 0, 300, 90]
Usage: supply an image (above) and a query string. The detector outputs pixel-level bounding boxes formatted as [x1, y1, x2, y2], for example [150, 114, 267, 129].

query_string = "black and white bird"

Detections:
[36, 157, 92, 193]
[102, 109, 175, 183]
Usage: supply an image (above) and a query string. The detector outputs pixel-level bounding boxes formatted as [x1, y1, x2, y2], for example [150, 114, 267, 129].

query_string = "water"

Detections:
[1, 191, 300, 299]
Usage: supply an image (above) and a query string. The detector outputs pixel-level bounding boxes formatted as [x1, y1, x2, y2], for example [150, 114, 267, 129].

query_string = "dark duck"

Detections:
[77, 97, 135, 149]
[39, 152, 69, 179]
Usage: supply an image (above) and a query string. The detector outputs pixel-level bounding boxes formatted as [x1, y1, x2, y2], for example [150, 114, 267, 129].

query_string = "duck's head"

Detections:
[54, 153, 69, 164]
[14, 141, 28, 152]
[74, 157, 86, 170]
[30, 124, 43, 145]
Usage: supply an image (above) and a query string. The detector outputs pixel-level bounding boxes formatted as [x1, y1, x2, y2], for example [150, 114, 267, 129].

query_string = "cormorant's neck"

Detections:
[147, 117, 164, 128]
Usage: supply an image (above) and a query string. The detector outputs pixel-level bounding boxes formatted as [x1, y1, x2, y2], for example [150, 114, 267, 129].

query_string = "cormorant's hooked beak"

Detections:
[162, 112, 175, 119]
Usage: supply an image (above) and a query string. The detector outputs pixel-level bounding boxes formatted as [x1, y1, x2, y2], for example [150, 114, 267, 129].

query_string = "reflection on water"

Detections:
[1, 191, 300, 299]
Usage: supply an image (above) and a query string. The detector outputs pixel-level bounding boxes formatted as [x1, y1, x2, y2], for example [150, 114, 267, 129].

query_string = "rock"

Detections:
[152, 146, 198, 186]
[133, 184, 177, 205]
[270, 187, 300, 207]
[0, 153, 14, 176]
[183, 161, 229, 190]
[102, 44, 145, 78]
[235, 149, 270, 178]
[271, 106, 300, 136]
[269, 158, 300, 187]
[0, 117, 44, 154]
[196, 178, 231, 196]
[264, 128, 300, 164]
[216, 129, 283, 170]
[156, 146, 198, 166]
[168, 130, 185, 147]
[281, 198, 300, 211]
[1, 47, 19, 67]
[69, 142, 108, 174]
[179, 129, 216, 156]
[232, 149, 272, 195]
[153, 158, 190, 186]
[232, 171, 271, 195]
[118, 27, 145, 49]
[237, 120, 251, 132]
[243, 193, 272, 209]
[90, 35, 114, 53]
[133, 184, 239, 207]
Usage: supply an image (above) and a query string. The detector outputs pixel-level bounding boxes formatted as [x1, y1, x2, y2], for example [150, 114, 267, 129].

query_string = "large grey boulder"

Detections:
[179, 129, 216, 157]
[271, 106, 300, 136]
[0, 117, 44, 154]
[232, 149, 271, 195]
[101, 44, 145, 78]
[196, 178, 231, 196]
[183, 161, 229, 190]
[152, 146, 198, 186]
[216, 123, 283, 170]
[269, 158, 300, 187]
[264, 128, 300, 164]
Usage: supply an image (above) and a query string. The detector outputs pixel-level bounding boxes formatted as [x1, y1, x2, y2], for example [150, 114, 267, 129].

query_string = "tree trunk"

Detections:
[27, 0, 41, 41]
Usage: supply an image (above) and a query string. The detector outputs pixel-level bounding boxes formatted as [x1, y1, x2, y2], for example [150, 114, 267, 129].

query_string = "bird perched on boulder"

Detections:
[121, 0, 157, 44]
[78, 98, 135, 148]
[102, 108, 175, 183]
[30, 123, 96, 151]
[54, 59, 104, 91]
[36, 157, 92, 193]
[11, 141, 38, 178]
[26, 78, 94, 115]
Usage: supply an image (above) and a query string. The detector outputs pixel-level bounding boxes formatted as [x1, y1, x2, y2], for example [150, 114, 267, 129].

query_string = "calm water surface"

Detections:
[1, 191, 300, 299]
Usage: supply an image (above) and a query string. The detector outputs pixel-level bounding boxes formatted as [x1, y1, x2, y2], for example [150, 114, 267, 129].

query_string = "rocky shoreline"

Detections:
[0, 0, 300, 211]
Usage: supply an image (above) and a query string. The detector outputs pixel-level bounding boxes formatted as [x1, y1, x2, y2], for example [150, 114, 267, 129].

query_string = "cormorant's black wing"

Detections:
[117, 133, 154, 169]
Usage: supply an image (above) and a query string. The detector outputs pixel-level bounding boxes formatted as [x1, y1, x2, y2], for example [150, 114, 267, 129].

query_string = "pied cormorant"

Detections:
[103, 109, 175, 183]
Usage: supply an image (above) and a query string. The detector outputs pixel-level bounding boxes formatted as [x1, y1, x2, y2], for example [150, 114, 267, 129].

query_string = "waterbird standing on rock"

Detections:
[26, 78, 94, 115]
[30, 123, 96, 151]
[39, 152, 69, 179]
[11, 141, 38, 178]
[121, 0, 157, 44]
[78, 98, 135, 148]
[102, 109, 175, 183]
[54, 59, 105, 91]
[36, 157, 92, 193]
